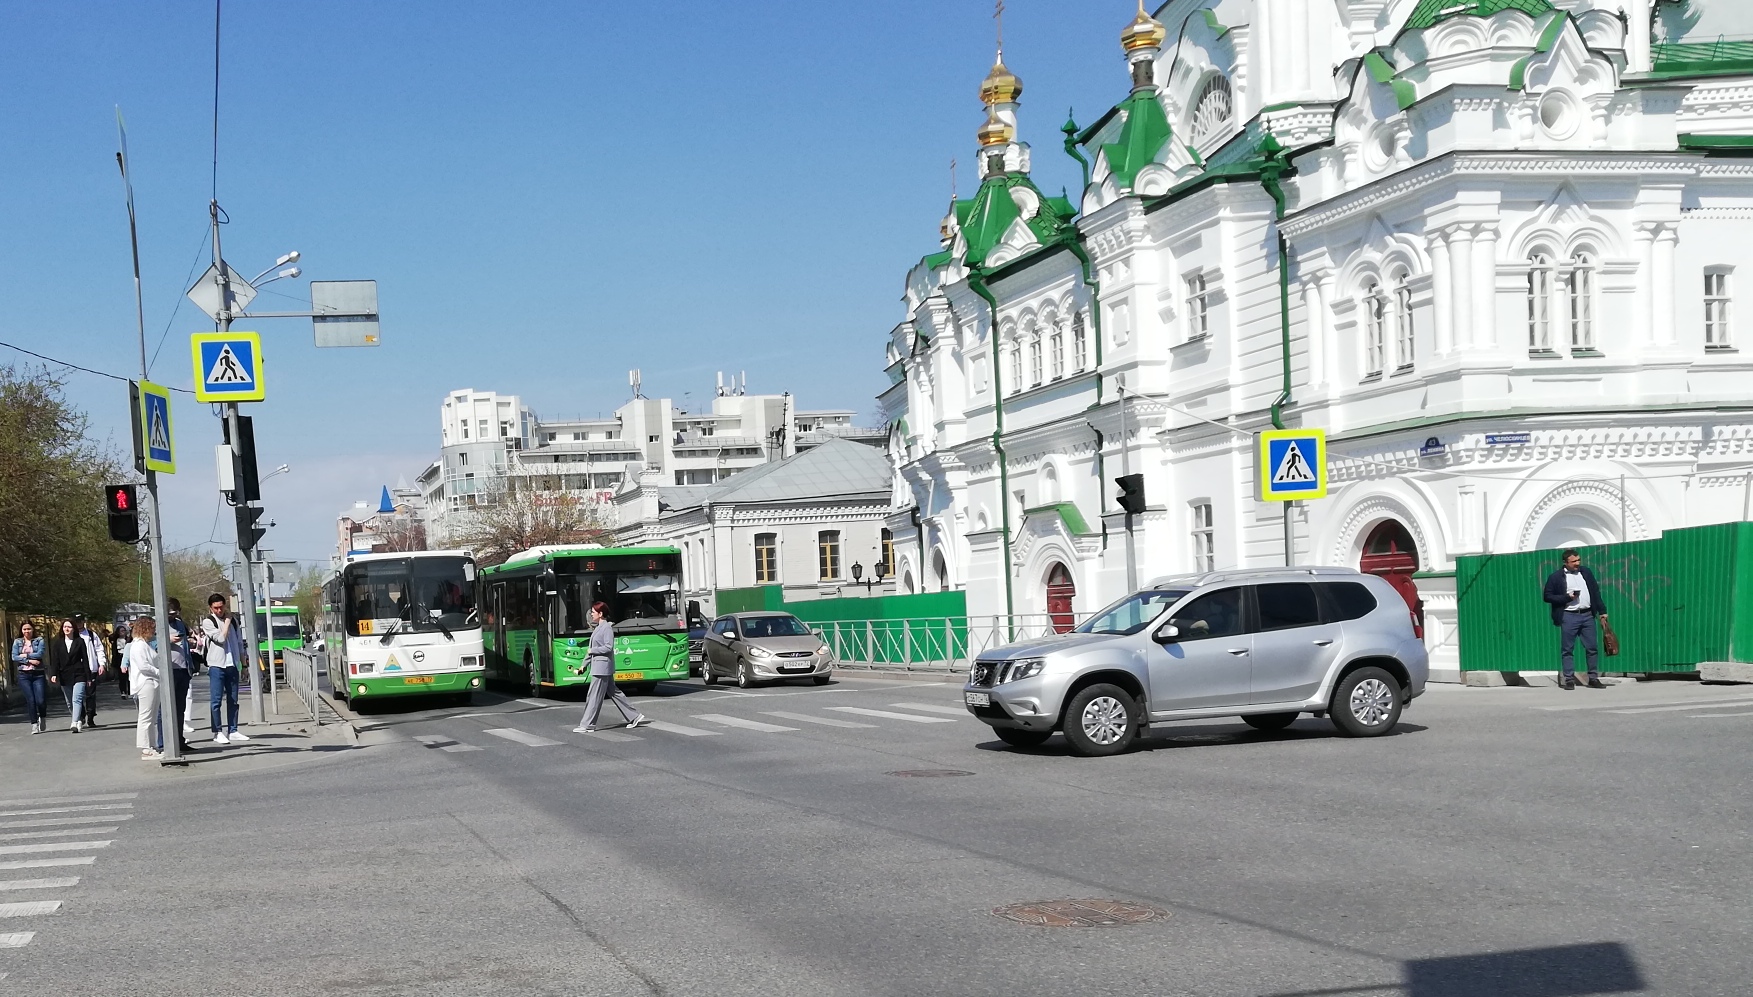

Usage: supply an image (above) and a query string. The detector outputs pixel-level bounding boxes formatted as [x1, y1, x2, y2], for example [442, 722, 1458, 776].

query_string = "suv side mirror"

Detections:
[1153, 623, 1180, 645]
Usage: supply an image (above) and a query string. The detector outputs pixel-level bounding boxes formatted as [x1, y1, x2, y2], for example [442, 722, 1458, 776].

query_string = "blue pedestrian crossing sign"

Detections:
[139, 380, 175, 474]
[190, 331, 265, 403]
[1259, 429, 1327, 502]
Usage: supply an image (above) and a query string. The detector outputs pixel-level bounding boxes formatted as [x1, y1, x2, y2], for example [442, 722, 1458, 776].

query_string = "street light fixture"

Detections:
[262, 463, 291, 483]
[248, 252, 301, 286]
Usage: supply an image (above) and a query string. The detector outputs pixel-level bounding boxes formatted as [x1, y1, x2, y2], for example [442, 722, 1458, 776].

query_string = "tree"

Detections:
[0, 365, 137, 617]
[373, 515, 426, 553]
[448, 481, 609, 567]
[287, 565, 328, 628]
[161, 550, 231, 616]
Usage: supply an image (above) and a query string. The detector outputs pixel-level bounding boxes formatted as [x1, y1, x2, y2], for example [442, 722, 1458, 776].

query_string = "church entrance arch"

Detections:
[1046, 562, 1076, 633]
[1359, 520, 1424, 638]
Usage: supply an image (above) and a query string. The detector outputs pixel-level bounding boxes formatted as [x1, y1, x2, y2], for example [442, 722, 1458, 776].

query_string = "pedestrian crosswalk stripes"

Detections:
[888, 702, 971, 716]
[0, 828, 118, 842]
[0, 878, 78, 892]
[0, 933, 34, 949]
[0, 804, 134, 819]
[0, 841, 112, 856]
[0, 857, 97, 871]
[693, 714, 798, 733]
[482, 728, 562, 747]
[0, 814, 134, 830]
[0, 901, 59, 918]
[1606, 699, 1753, 715]
[759, 711, 876, 728]
[826, 707, 957, 723]
[579, 729, 641, 742]
[1690, 710, 1753, 718]
[644, 720, 721, 737]
[0, 793, 136, 810]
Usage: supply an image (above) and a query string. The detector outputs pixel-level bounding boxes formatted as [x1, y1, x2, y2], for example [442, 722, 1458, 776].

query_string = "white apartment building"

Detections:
[421, 376, 881, 546]
[882, 0, 1753, 680]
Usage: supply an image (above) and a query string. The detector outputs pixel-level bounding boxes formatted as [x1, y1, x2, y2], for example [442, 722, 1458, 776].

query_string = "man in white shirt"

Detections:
[1542, 550, 1610, 690]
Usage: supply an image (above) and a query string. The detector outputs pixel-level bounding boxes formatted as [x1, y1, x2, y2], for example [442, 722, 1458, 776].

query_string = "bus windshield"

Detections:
[344, 556, 478, 637]
[255, 612, 302, 641]
[553, 554, 682, 635]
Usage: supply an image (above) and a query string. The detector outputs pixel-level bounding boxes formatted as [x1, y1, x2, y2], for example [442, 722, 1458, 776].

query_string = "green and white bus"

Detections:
[255, 604, 302, 668]
[480, 544, 689, 695]
[320, 550, 486, 704]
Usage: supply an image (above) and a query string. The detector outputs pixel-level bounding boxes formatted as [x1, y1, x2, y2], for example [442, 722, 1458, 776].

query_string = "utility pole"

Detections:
[211, 199, 265, 724]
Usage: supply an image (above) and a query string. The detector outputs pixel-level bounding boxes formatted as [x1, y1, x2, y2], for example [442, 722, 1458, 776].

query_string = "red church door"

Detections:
[1359, 521, 1424, 639]
[1046, 563, 1076, 634]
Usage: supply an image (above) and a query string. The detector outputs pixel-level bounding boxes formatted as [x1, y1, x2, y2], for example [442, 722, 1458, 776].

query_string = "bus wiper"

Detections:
[378, 621, 401, 645]
[432, 617, 454, 641]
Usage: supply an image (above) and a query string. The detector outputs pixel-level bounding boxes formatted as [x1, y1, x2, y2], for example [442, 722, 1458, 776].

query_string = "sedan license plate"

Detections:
[614, 672, 640, 682]
[402, 675, 434, 685]
[964, 691, 990, 707]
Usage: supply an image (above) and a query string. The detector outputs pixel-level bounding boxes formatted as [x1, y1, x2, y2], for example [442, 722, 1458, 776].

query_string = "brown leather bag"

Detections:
[1602, 617, 1620, 657]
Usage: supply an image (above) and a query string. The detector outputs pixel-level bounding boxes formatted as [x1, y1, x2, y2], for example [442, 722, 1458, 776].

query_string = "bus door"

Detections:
[490, 583, 507, 680]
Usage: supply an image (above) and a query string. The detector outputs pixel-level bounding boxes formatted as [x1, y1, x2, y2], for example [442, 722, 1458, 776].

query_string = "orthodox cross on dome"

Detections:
[994, 0, 1005, 58]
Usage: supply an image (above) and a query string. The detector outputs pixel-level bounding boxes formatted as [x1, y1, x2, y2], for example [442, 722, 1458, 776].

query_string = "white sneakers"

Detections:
[211, 730, 249, 744]
[228, 731, 249, 742]
[213, 731, 229, 745]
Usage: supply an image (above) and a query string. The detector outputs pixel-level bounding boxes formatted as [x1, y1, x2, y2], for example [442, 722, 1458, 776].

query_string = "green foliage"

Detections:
[161, 550, 230, 616]
[287, 564, 328, 627]
[0, 364, 137, 617]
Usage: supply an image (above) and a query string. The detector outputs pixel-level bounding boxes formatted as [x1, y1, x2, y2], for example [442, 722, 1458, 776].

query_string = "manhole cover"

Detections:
[992, 899, 1169, 928]
[885, 769, 975, 778]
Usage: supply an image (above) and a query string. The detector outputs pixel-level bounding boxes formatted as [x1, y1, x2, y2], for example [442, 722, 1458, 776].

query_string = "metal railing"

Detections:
[282, 647, 321, 725]
[1651, 35, 1753, 70]
[813, 614, 1090, 673]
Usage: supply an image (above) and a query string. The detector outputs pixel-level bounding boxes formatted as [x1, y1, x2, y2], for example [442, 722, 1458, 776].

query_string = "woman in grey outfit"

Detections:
[574, 602, 649, 733]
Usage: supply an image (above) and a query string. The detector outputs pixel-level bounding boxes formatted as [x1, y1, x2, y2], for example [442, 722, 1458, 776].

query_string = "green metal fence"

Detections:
[1456, 522, 1753, 673]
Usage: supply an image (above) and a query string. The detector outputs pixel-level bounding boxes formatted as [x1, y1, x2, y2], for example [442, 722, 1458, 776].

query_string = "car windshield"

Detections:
[739, 616, 812, 639]
[1075, 589, 1191, 636]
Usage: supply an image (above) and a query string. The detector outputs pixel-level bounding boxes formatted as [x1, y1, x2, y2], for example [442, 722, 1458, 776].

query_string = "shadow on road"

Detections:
[973, 720, 1430, 756]
[1255, 941, 1646, 996]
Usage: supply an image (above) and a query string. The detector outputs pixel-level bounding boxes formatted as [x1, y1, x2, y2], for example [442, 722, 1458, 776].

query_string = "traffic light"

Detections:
[223, 415, 261, 502]
[1115, 473, 1146, 515]
[235, 504, 267, 553]
[105, 484, 140, 543]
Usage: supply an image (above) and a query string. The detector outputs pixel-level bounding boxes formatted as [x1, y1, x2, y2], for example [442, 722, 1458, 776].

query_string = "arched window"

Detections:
[1393, 270, 1415, 371]
[1008, 339, 1022, 394]
[1190, 75, 1234, 146]
[1028, 335, 1043, 387]
[1362, 281, 1387, 378]
[1568, 251, 1596, 351]
[1528, 250, 1556, 352]
[1049, 319, 1065, 380]
[1071, 311, 1088, 372]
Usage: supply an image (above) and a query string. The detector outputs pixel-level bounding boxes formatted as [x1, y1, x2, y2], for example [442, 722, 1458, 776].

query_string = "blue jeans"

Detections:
[1560, 612, 1600, 683]
[209, 665, 239, 734]
[18, 672, 47, 725]
[58, 680, 87, 723]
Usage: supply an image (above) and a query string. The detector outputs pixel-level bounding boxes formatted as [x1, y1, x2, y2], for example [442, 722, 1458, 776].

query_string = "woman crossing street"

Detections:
[10, 622, 47, 734]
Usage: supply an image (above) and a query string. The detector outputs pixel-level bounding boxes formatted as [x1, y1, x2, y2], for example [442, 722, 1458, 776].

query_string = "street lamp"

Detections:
[262, 463, 291, 484]
[851, 562, 877, 594]
[247, 252, 301, 286]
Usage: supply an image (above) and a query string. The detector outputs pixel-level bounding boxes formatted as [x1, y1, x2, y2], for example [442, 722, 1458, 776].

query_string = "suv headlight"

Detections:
[996, 658, 1045, 684]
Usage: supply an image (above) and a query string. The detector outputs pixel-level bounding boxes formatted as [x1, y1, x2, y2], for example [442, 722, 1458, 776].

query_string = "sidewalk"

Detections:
[0, 674, 358, 797]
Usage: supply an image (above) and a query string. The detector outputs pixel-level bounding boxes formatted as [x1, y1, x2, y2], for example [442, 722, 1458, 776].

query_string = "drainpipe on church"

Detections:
[1256, 133, 1298, 566]
[1067, 239, 1111, 559]
[968, 271, 1016, 631]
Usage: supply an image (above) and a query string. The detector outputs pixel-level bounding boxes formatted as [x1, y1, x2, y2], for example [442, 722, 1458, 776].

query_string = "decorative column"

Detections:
[1302, 272, 1329, 391]
[1627, 0, 1653, 73]
[1653, 223, 1678, 347]
[1471, 224, 1498, 351]
[1448, 225, 1475, 351]
[1428, 230, 1453, 357]
[1633, 222, 1657, 349]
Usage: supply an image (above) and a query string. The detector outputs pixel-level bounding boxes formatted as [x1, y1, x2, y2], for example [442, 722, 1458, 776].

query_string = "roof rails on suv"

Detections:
[1143, 565, 1366, 589]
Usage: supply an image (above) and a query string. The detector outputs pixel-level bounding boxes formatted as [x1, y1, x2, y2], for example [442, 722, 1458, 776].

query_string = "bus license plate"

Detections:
[614, 672, 639, 682]
[965, 691, 989, 707]
[403, 676, 434, 685]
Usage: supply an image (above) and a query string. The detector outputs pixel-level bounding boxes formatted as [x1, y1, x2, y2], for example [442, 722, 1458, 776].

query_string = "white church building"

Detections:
[879, 0, 1753, 679]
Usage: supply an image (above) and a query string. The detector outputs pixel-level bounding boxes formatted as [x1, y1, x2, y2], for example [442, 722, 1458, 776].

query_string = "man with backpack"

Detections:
[199, 593, 250, 745]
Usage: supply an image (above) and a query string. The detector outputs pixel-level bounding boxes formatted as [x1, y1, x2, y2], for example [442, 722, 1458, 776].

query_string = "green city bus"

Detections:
[255, 604, 302, 667]
[479, 544, 689, 695]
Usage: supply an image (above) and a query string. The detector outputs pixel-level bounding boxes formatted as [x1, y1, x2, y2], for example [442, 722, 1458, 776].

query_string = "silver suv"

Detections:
[963, 567, 1429, 756]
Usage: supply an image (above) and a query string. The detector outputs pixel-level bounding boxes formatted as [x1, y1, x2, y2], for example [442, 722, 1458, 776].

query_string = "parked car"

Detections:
[963, 567, 1428, 757]
[688, 617, 709, 676]
[701, 612, 835, 688]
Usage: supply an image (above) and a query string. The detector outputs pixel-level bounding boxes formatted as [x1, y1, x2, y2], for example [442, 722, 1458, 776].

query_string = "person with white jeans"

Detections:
[127, 617, 163, 760]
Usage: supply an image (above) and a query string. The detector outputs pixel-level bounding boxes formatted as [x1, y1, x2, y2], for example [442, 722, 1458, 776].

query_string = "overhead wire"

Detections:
[0, 338, 198, 394]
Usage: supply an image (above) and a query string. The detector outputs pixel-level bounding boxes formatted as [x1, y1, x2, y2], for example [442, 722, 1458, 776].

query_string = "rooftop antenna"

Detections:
[629, 368, 643, 399]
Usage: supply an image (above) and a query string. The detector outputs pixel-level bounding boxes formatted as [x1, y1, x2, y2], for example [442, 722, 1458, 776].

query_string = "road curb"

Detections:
[834, 668, 965, 685]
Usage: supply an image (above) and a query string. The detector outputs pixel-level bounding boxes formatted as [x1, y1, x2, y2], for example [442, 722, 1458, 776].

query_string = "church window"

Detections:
[1568, 252, 1596, 352]
[1363, 281, 1387, 378]
[1008, 340, 1023, 394]
[1071, 312, 1088, 371]
[1028, 335, 1043, 387]
[1049, 321, 1065, 380]
[1190, 502, 1215, 573]
[1706, 268, 1734, 350]
[1190, 75, 1234, 147]
[1185, 273, 1210, 341]
[1393, 271, 1415, 371]
[1528, 251, 1556, 353]
[754, 533, 777, 584]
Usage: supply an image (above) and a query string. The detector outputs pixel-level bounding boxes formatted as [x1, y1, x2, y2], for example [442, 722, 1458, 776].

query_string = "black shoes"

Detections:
[1561, 679, 1576, 690]
[1586, 678, 1607, 689]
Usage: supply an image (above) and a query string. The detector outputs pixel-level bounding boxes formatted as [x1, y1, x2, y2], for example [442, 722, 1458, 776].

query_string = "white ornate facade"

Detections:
[881, 0, 1753, 679]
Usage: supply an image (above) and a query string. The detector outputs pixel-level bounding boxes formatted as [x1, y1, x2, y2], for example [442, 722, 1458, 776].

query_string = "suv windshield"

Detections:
[345, 556, 478, 637]
[740, 615, 811, 639]
[1075, 589, 1191, 636]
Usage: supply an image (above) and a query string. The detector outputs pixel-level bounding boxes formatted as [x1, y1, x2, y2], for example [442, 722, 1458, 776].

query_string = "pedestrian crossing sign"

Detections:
[189, 331, 265, 403]
[139, 380, 175, 474]
[1259, 428, 1327, 502]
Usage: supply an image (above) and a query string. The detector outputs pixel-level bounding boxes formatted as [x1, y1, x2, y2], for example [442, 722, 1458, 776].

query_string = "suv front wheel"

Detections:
[1329, 666, 1403, 737]
[1061, 684, 1139, 757]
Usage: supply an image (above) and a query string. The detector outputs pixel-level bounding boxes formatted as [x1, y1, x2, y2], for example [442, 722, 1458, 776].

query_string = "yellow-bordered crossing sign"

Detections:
[1259, 429, 1326, 502]
[190, 331, 265, 403]
[139, 380, 175, 474]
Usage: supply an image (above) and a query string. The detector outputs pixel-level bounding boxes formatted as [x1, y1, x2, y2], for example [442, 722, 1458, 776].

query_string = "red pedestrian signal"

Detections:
[106, 484, 137, 515]
[105, 483, 140, 543]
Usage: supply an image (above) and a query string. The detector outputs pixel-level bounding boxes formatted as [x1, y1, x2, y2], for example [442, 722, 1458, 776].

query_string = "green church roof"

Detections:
[952, 174, 1077, 269]
[1100, 90, 1173, 191]
[1405, 0, 1553, 31]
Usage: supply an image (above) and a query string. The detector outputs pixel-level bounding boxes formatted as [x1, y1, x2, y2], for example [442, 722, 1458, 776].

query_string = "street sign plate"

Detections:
[1259, 429, 1327, 502]
[139, 380, 175, 474]
[311, 280, 380, 347]
[185, 263, 256, 323]
[190, 332, 266, 403]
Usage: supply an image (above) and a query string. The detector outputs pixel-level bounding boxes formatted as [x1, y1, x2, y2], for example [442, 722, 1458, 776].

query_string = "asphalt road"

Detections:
[2, 674, 1749, 996]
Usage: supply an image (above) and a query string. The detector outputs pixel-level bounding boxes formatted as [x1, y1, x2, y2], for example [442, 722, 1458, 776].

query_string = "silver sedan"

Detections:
[701, 613, 835, 688]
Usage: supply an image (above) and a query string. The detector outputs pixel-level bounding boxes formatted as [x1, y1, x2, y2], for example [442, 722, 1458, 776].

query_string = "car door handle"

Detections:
[1312, 639, 1334, 647]
[1227, 648, 1249, 656]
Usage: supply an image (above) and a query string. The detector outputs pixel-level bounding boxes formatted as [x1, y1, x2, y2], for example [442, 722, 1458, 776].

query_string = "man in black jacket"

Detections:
[1542, 549, 1609, 690]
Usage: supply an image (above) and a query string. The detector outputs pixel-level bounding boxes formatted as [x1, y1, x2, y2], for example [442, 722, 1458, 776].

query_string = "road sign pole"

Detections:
[1284, 500, 1295, 567]
[1118, 381, 1138, 594]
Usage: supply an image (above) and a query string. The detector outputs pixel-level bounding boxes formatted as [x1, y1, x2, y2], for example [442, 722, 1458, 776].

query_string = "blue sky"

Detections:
[1, 1, 1140, 568]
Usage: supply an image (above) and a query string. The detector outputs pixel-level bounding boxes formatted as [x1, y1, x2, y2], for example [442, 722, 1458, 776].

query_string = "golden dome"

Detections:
[1121, 5, 1167, 52]
[977, 109, 1015, 148]
[979, 58, 1023, 106]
